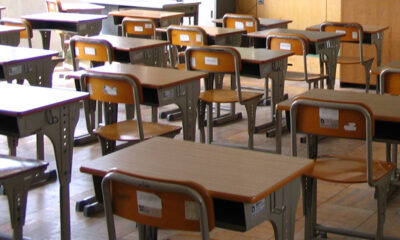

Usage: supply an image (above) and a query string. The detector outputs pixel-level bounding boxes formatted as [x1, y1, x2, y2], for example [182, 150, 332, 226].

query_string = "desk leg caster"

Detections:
[159, 109, 181, 119]
[166, 111, 182, 121]
[73, 134, 98, 147]
[76, 196, 97, 212]
[83, 202, 104, 217]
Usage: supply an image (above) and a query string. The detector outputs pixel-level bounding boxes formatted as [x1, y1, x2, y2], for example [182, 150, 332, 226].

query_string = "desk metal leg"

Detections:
[316, 39, 340, 90]
[39, 30, 52, 50]
[267, 177, 301, 240]
[372, 32, 384, 67]
[43, 103, 81, 240]
[138, 224, 158, 240]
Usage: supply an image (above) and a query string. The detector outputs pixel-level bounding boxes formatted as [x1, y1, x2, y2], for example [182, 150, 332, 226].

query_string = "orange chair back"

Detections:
[122, 18, 156, 38]
[380, 68, 400, 95]
[167, 25, 208, 47]
[321, 22, 363, 43]
[267, 32, 309, 56]
[70, 38, 114, 64]
[46, 0, 62, 12]
[223, 13, 259, 33]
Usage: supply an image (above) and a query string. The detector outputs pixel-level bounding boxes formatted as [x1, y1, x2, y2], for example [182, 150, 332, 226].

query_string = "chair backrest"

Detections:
[46, 0, 62, 12]
[70, 36, 114, 71]
[222, 13, 259, 33]
[102, 170, 215, 240]
[167, 25, 208, 68]
[185, 45, 246, 103]
[290, 97, 377, 186]
[0, 18, 33, 47]
[266, 32, 310, 81]
[379, 67, 400, 96]
[320, 22, 365, 62]
[80, 72, 144, 139]
[121, 17, 156, 39]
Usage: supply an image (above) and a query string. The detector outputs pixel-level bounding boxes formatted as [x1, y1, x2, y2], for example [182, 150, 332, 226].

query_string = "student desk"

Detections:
[157, 25, 246, 46]
[221, 46, 293, 148]
[213, 18, 292, 30]
[88, 62, 207, 141]
[0, 25, 24, 46]
[0, 156, 48, 240]
[21, 12, 106, 50]
[275, 89, 400, 161]
[110, 9, 184, 28]
[247, 28, 344, 90]
[0, 45, 59, 87]
[0, 83, 88, 240]
[88, 34, 169, 66]
[306, 23, 388, 67]
[82, 0, 200, 35]
[59, 3, 104, 14]
[80, 137, 314, 240]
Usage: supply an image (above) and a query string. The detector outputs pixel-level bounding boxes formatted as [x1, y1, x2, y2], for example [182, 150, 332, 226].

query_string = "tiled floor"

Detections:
[0, 71, 399, 239]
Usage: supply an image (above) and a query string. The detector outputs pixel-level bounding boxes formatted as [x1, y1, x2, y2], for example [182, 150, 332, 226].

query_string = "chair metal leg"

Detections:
[206, 102, 213, 144]
[198, 100, 206, 143]
[302, 176, 318, 240]
[244, 100, 258, 150]
[363, 60, 373, 93]
[375, 175, 390, 240]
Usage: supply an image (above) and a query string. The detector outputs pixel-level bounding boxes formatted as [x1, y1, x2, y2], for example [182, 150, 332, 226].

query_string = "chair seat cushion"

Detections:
[337, 56, 374, 64]
[286, 71, 327, 82]
[199, 90, 262, 103]
[94, 120, 182, 141]
[307, 155, 396, 183]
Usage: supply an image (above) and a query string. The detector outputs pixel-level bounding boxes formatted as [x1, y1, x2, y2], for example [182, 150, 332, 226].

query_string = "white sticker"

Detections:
[335, 30, 346, 34]
[279, 42, 291, 50]
[234, 21, 244, 29]
[179, 34, 190, 42]
[204, 56, 218, 66]
[144, 23, 152, 29]
[103, 85, 117, 96]
[8, 65, 22, 76]
[75, 47, 80, 56]
[49, 4, 56, 11]
[319, 107, 339, 129]
[137, 191, 162, 218]
[344, 122, 357, 131]
[84, 47, 96, 56]
[185, 201, 200, 220]
[251, 198, 265, 217]
[134, 26, 144, 32]
[191, 57, 196, 68]
[352, 31, 358, 39]
[245, 21, 254, 27]
[195, 34, 201, 42]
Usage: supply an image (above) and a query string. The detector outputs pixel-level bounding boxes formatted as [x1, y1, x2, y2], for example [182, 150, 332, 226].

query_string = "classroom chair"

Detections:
[267, 32, 327, 89]
[76, 72, 181, 217]
[186, 46, 263, 149]
[379, 67, 400, 176]
[0, 17, 33, 47]
[320, 22, 374, 92]
[102, 170, 215, 240]
[290, 97, 395, 239]
[161, 25, 208, 121]
[222, 13, 259, 47]
[121, 17, 156, 39]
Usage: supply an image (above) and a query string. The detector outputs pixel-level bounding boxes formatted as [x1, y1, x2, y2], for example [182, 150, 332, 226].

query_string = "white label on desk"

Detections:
[134, 26, 144, 32]
[352, 31, 358, 39]
[279, 42, 291, 50]
[196, 34, 202, 42]
[245, 21, 254, 27]
[84, 47, 96, 56]
[103, 85, 117, 96]
[335, 30, 346, 35]
[185, 201, 200, 220]
[204, 56, 218, 66]
[8, 65, 22, 76]
[319, 107, 339, 129]
[251, 198, 265, 217]
[191, 57, 196, 67]
[234, 21, 244, 29]
[180, 34, 190, 42]
[75, 47, 80, 56]
[137, 191, 162, 218]
[344, 122, 357, 131]
[145, 23, 153, 29]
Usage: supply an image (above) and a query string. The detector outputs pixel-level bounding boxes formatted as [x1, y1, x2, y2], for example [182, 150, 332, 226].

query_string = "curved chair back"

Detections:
[46, 0, 62, 12]
[290, 98, 378, 186]
[102, 170, 215, 240]
[222, 13, 259, 33]
[379, 67, 400, 95]
[121, 17, 156, 39]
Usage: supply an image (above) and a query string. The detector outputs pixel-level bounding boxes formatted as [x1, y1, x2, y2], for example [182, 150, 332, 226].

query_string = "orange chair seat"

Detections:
[337, 56, 374, 64]
[307, 155, 396, 183]
[94, 120, 181, 141]
[286, 71, 327, 82]
[199, 90, 262, 103]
